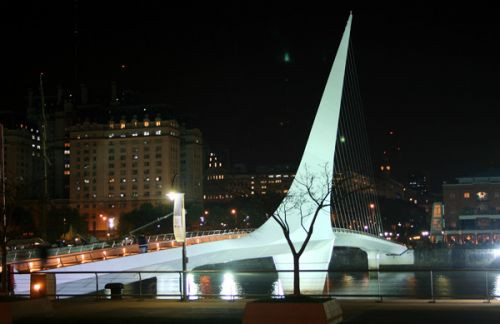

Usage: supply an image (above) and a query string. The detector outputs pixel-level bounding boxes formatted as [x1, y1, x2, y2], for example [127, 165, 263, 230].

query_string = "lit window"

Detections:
[155, 130, 161, 135]
[64, 150, 70, 155]
[144, 131, 150, 136]
[464, 192, 470, 199]
[64, 170, 70, 175]
[108, 133, 115, 138]
[155, 121, 161, 126]
[64, 163, 70, 169]
[477, 191, 488, 201]
[84, 179, 90, 184]
[120, 123, 126, 129]
[132, 132, 138, 137]
[109, 178, 115, 183]
[64, 143, 71, 147]
[144, 121, 149, 127]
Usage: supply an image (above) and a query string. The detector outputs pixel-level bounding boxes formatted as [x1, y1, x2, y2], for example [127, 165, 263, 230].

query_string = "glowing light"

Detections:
[272, 279, 284, 298]
[33, 283, 42, 292]
[220, 272, 239, 300]
[167, 192, 179, 201]
[283, 51, 291, 63]
[187, 273, 199, 300]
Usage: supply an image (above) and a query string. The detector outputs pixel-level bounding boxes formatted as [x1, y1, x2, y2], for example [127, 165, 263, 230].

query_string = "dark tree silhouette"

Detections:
[271, 164, 333, 296]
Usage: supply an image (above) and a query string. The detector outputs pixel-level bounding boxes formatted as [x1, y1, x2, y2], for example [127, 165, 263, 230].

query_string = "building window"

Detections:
[477, 191, 488, 201]
[464, 192, 470, 199]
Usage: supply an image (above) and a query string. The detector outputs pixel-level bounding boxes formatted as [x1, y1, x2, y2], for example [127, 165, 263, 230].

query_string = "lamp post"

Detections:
[369, 203, 375, 233]
[231, 208, 237, 228]
[167, 192, 187, 301]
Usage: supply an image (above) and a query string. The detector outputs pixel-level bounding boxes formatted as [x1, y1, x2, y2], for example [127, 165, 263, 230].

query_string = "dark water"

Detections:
[122, 270, 500, 300]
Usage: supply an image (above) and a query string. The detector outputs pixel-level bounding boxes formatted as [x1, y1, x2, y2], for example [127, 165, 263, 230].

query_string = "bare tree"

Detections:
[271, 164, 333, 296]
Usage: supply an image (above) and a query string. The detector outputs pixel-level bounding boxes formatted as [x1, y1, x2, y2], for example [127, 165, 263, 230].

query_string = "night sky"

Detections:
[5, 3, 500, 193]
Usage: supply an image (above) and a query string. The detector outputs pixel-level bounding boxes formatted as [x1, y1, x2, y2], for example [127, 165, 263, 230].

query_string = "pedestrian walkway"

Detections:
[10, 298, 500, 323]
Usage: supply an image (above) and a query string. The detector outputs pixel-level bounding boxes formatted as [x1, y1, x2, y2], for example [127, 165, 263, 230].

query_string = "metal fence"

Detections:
[9, 268, 500, 302]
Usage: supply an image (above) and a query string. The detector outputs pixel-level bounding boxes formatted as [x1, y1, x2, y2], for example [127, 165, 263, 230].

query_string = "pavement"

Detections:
[11, 298, 500, 323]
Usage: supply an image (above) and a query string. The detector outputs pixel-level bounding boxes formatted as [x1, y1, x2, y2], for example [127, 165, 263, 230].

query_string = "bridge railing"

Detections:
[3, 229, 256, 265]
[7, 268, 500, 302]
[4, 229, 255, 272]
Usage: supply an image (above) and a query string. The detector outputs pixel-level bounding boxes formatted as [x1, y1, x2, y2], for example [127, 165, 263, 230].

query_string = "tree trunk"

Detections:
[293, 254, 300, 296]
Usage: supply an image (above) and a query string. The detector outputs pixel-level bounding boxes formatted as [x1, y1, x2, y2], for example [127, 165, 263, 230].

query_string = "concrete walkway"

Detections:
[11, 298, 500, 323]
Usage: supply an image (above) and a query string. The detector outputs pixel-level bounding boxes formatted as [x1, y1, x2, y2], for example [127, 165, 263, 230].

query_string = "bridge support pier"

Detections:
[272, 239, 334, 295]
[366, 250, 380, 270]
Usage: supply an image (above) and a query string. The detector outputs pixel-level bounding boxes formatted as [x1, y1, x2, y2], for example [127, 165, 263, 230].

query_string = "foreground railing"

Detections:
[7, 268, 500, 302]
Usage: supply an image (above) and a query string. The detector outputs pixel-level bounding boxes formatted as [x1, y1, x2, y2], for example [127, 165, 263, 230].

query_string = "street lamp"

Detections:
[167, 191, 188, 301]
[369, 203, 376, 233]
[230, 208, 237, 228]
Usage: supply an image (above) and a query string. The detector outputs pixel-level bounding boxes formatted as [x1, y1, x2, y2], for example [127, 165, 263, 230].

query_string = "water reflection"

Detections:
[187, 273, 199, 300]
[156, 273, 180, 299]
[220, 272, 240, 300]
[272, 279, 284, 298]
[493, 274, 500, 299]
[128, 270, 500, 300]
[198, 275, 212, 295]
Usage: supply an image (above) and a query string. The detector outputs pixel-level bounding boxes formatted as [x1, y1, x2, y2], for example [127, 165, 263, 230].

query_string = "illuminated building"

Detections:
[203, 156, 295, 201]
[2, 124, 43, 199]
[68, 115, 203, 235]
[442, 175, 500, 244]
[180, 128, 203, 203]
